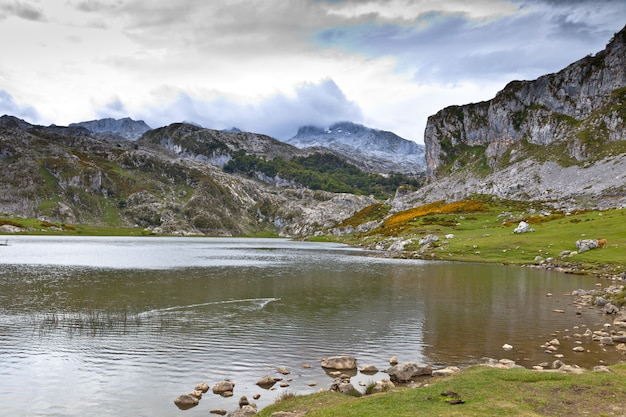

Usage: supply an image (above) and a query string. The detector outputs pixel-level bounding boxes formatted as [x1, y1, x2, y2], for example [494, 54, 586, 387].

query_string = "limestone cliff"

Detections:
[424, 25, 626, 178]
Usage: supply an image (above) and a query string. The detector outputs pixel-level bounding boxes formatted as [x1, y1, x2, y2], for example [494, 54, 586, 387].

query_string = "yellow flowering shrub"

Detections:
[383, 198, 488, 231]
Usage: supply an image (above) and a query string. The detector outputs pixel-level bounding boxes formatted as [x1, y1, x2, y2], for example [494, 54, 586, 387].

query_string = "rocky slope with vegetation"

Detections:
[0, 116, 390, 237]
[414, 24, 626, 211]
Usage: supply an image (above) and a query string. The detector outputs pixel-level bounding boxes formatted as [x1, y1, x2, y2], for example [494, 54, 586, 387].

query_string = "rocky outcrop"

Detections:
[286, 121, 426, 174]
[424, 25, 626, 179]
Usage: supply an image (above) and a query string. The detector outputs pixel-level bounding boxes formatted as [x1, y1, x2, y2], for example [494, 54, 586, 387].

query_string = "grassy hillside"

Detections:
[326, 195, 626, 278]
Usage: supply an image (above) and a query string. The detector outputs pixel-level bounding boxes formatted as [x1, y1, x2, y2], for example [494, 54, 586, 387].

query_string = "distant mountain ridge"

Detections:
[70, 117, 151, 140]
[285, 121, 426, 175]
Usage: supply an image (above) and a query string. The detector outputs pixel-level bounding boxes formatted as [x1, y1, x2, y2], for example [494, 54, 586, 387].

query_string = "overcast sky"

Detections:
[0, 0, 625, 143]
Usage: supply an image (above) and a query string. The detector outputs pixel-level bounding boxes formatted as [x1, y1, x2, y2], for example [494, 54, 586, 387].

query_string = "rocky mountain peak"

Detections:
[286, 121, 426, 175]
[70, 117, 151, 140]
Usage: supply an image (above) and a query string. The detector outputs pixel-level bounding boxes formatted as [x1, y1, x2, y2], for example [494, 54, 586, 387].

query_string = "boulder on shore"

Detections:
[387, 362, 432, 383]
[321, 356, 358, 370]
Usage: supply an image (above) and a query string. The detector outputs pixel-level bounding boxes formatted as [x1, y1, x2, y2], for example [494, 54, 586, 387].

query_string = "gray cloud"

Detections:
[315, 0, 626, 84]
[0, 1, 45, 21]
[132, 79, 362, 139]
[0, 90, 41, 123]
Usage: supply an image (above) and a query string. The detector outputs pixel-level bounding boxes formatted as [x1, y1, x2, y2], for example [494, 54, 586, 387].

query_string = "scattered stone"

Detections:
[210, 409, 228, 416]
[419, 234, 439, 245]
[593, 366, 612, 372]
[595, 297, 607, 307]
[576, 239, 598, 253]
[189, 390, 203, 400]
[252, 394, 261, 400]
[239, 396, 249, 408]
[277, 367, 290, 375]
[553, 309, 565, 313]
[360, 365, 379, 374]
[573, 346, 585, 352]
[514, 221, 534, 234]
[330, 375, 356, 395]
[302, 363, 311, 368]
[502, 343, 513, 350]
[432, 366, 461, 377]
[389, 356, 398, 366]
[269, 412, 306, 417]
[174, 394, 199, 410]
[195, 382, 210, 393]
[321, 356, 358, 370]
[369, 379, 395, 393]
[600, 336, 614, 346]
[552, 360, 565, 369]
[227, 404, 257, 417]
[256, 375, 280, 388]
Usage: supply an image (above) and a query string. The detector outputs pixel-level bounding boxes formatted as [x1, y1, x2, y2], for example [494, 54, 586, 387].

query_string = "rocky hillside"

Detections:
[410, 25, 626, 210]
[0, 116, 375, 236]
[286, 121, 426, 175]
[70, 117, 151, 140]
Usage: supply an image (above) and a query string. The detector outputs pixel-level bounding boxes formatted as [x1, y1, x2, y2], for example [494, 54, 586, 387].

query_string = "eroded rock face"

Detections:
[424, 25, 626, 178]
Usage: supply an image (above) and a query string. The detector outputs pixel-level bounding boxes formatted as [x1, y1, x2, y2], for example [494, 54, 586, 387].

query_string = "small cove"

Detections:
[0, 236, 619, 416]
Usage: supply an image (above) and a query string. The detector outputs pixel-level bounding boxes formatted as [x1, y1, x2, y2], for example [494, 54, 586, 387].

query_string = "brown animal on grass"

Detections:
[598, 238, 608, 248]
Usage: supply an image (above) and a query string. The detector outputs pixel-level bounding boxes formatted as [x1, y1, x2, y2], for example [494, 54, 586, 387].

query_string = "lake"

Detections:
[0, 236, 618, 416]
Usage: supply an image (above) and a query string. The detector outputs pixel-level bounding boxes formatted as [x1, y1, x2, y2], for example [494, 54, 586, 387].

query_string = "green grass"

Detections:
[0, 216, 151, 236]
[331, 196, 626, 277]
[258, 364, 626, 417]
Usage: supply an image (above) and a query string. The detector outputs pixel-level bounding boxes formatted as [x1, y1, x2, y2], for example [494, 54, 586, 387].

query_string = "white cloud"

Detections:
[0, 0, 624, 143]
[129, 79, 363, 139]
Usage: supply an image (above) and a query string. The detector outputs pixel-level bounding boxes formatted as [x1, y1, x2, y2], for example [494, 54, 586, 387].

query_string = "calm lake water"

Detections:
[0, 236, 619, 416]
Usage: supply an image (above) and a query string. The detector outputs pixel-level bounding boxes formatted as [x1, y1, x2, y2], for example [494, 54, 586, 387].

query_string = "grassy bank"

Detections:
[327, 195, 626, 278]
[258, 364, 626, 417]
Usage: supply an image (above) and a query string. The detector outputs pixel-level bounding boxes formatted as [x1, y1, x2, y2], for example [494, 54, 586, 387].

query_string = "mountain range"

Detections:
[1, 24, 625, 236]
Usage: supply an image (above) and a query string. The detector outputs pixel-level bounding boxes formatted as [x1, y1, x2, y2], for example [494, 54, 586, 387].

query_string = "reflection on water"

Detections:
[0, 236, 618, 417]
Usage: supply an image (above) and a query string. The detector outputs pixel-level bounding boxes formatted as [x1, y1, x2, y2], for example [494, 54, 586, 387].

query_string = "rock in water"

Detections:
[321, 356, 358, 370]
[174, 394, 199, 410]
